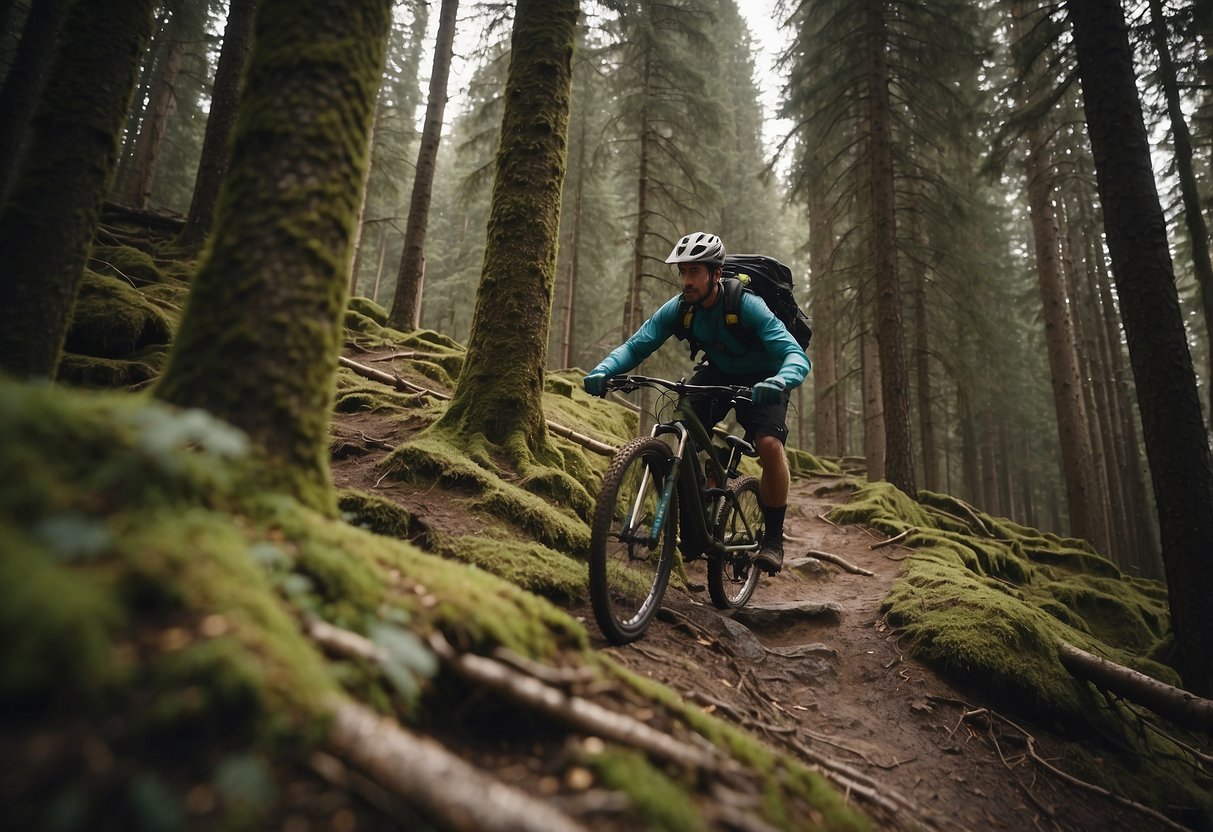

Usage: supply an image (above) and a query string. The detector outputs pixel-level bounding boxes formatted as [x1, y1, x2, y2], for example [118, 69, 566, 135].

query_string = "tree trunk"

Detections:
[809, 182, 839, 457]
[957, 381, 979, 505]
[862, 319, 885, 483]
[1069, 0, 1213, 698]
[864, 0, 916, 496]
[1012, 3, 1107, 555]
[434, 0, 576, 462]
[172, 0, 257, 255]
[112, 8, 168, 200]
[0, 0, 69, 202]
[155, 0, 392, 512]
[1148, 0, 1213, 421]
[908, 202, 938, 492]
[120, 1, 194, 209]
[625, 54, 651, 342]
[0, 0, 155, 380]
[386, 0, 458, 331]
[558, 101, 587, 370]
[348, 98, 380, 297]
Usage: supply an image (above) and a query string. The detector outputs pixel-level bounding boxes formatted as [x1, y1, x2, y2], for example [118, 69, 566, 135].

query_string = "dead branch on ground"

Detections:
[806, 549, 874, 576]
[328, 699, 588, 832]
[1058, 642, 1213, 735]
[870, 528, 913, 550]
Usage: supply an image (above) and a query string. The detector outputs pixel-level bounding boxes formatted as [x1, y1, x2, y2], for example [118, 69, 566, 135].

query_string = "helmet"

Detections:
[665, 232, 725, 267]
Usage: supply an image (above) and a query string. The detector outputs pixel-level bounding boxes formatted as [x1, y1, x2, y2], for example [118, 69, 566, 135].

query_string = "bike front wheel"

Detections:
[708, 476, 763, 609]
[589, 437, 678, 644]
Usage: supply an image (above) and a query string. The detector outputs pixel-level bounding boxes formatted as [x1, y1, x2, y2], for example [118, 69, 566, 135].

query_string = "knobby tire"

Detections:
[707, 476, 763, 609]
[589, 437, 677, 644]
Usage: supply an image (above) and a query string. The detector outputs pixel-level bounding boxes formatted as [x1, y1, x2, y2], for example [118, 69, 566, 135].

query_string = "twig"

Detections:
[870, 528, 913, 550]
[806, 549, 874, 576]
[816, 513, 841, 529]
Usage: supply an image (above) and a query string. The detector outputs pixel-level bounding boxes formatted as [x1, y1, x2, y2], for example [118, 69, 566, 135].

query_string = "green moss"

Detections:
[338, 488, 414, 539]
[1035, 576, 1167, 650]
[436, 535, 586, 602]
[89, 244, 165, 285]
[786, 446, 842, 477]
[587, 750, 703, 831]
[57, 352, 160, 389]
[65, 269, 173, 359]
[383, 435, 591, 557]
[826, 480, 933, 535]
[347, 296, 388, 325]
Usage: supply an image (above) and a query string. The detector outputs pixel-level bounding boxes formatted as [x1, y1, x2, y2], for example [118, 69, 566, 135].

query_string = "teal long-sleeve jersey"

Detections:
[592, 291, 810, 387]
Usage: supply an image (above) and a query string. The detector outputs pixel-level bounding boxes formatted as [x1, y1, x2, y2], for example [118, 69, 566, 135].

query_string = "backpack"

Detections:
[672, 254, 813, 360]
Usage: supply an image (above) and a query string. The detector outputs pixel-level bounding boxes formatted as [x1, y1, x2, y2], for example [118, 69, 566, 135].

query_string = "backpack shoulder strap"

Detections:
[720, 277, 758, 346]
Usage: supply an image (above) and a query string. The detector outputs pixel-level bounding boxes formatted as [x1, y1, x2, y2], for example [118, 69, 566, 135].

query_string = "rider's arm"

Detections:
[589, 296, 682, 377]
[738, 293, 811, 388]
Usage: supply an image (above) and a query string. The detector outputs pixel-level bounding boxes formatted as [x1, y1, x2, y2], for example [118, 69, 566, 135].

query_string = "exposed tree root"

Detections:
[870, 527, 913, 550]
[806, 549, 875, 576]
[1058, 642, 1213, 735]
[327, 699, 588, 832]
[338, 356, 618, 456]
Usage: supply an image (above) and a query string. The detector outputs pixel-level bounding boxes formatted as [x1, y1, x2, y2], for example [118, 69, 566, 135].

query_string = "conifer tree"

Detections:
[0, 0, 155, 380]
[434, 0, 576, 465]
[155, 0, 392, 512]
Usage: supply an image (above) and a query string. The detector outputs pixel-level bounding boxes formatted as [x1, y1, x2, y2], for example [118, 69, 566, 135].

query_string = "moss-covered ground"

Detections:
[832, 481, 1211, 816]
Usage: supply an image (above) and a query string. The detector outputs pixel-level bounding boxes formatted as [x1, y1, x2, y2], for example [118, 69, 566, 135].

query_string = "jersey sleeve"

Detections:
[590, 295, 683, 377]
[738, 292, 811, 388]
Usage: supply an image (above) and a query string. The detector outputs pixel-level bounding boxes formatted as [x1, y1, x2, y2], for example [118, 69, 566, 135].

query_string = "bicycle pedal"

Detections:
[686, 581, 706, 593]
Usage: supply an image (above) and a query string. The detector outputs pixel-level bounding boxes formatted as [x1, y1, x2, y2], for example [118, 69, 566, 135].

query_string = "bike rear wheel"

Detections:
[589, 437, 678, 644]
[708, 476, 763, 609]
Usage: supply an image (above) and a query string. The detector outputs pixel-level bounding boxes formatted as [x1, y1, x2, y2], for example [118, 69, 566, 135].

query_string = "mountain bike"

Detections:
[588, 375, 767, 645]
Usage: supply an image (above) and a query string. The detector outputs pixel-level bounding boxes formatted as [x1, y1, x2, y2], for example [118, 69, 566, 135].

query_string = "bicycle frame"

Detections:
[642, 393, 757, 561]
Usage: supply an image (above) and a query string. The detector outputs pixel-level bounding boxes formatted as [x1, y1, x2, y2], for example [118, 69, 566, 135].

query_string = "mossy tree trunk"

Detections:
[155, 0, 392, 513]
[435, 0, 576, 465]
[386, 0, 458, 331]
[0, 0, 69, 202]
[0, 0, 155, 380]
[1069, 0, 1213, 698]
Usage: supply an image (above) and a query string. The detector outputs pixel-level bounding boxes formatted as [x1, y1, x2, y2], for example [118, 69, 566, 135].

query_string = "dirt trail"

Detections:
[591, 476, 1170, 832]
[331, 401, 1177, 831]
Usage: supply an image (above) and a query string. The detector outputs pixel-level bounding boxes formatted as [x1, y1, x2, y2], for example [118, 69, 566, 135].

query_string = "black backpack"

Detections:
[672, 254, 813, 360]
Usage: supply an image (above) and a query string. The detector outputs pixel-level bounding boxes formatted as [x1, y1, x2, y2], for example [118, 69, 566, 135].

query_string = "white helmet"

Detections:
[665, 232, 725, 267]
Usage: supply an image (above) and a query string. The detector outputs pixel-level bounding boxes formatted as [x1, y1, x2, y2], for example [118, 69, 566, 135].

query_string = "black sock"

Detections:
[763, 504, 786, 544]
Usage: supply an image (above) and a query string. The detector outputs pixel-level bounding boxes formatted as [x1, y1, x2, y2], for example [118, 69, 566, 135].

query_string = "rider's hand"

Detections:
[584, 372, 609, 397]
[751, 377, 786, 405]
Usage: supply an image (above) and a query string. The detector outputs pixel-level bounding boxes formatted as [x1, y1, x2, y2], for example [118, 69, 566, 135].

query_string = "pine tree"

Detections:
[433, 0, 577, 467]
[155, 0, 392, 512]
[0, 0, 156, 379]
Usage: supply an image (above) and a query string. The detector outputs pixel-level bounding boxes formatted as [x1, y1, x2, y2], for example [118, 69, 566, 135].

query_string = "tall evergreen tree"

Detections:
[0, 0, 155, 380]
[387, 0, 458, 330]
[1068, 0, 1213, 698]
[155, 0, 392, 512]
[172, 0, 258, 254]
[434, 0, 576, 465]
[0, 0, 68, 202]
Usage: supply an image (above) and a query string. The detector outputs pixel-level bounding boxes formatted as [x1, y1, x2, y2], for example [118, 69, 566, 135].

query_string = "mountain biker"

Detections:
[583, 231, 810, 574]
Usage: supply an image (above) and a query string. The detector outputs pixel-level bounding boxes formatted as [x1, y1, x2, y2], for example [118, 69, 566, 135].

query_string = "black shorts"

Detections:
[686, 362, 789, 445]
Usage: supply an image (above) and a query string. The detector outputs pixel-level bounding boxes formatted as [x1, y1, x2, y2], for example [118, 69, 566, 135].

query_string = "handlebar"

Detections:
[605, 374, 752, 403]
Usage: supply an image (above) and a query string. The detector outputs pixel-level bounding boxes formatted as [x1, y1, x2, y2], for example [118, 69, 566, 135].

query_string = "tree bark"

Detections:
[558, 99, 587, 370]
[0, 0, 155, 380]
[1012, 2, 1107, 555]
[0, 0, 69, 203]
[155, 0, 392, 512]
[172, 0, 257, 255]
[120, 0, 197, 209]
[435, 0, 576, 463]
[386, 0, 458, 331]
[808, 181, 840, 457]
[908, 201, 937, 492]
[863, 0, 916, 496]
[1069, 0, 1213, 698]
[1148, 0, 1213, 421]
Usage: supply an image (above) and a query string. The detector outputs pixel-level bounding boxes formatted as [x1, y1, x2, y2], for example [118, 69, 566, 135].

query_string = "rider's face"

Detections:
[679, 263, 718, 304]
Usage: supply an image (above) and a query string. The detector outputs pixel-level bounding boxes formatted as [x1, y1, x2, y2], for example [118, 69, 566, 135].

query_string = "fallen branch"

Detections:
[427, 633, 719, 772]
[870, 528, 912, 550]
[959, 707, 1192, 832]
[328, 699, 587, 832]
[100, 200, 185, 230]
[806, 549, 874, 576]
[338, 356, 618, 456]
[1058, 642, 1213, 735]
